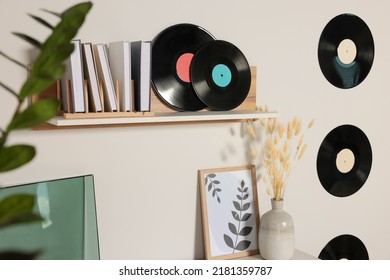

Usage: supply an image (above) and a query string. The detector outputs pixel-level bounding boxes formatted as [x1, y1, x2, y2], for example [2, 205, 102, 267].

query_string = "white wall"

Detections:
[0, 0, 389, 259]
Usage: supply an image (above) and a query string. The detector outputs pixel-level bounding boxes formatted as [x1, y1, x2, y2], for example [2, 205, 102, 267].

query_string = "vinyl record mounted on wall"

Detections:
[318, 13, 374, 89]
[151, 23, 216, 111]
[319, 234, 369, 260]
[316, 124, 372, 197]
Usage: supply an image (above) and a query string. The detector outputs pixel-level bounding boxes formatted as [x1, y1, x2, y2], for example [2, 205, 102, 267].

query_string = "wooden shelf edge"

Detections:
[43, 110, 278, 129]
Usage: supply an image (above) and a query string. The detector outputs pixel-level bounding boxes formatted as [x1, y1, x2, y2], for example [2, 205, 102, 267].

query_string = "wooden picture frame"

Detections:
[199, 165, 260, 260]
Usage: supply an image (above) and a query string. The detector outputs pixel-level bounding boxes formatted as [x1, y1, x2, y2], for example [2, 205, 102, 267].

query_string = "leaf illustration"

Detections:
[233, 201, 241, 211]
[212, 189, 216, 197]
[241, 203, 250, 211]
[239, 226, 253, 236]
[243, 187, 248, 192]
[235, 240, 251, 251]
[237, 187, 243, 193]
[213, 180, 220, 184]
[215, 188, 221, 192]
[241, 180, 245, 187]
[228, 222, 238, 235]
[208, 173, 216, 178]
[242, 194, 249, 200]
[207, 182, 212, 192]
[237, 195, 243, 200]
[217, 196, 221, 203]
[205, 176, 209, 185]
[241, 213, 252, 221]
[231, 211, 240, 221]
[224, 234, 235, 249]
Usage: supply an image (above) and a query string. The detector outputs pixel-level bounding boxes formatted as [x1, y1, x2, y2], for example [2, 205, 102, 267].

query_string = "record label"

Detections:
[337, 39, 357, 65]
[335, 148, 355, 173]
[212, 64, 232, 87]
[151, 23, 216, 111]
[176, 53, 194, 83]
[190, 40, 251, 111]
[316, 124, 372, 197]
[318, 13, 374, 89]
[319, 234, 369, 260]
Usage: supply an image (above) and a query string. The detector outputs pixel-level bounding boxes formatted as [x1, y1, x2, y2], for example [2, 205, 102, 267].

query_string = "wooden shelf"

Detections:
[45, 110, 278, 128]
[31, 66, 277, 130]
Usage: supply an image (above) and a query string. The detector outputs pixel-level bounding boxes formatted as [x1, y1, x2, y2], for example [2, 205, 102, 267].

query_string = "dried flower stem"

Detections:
[246, 108, 314, 200]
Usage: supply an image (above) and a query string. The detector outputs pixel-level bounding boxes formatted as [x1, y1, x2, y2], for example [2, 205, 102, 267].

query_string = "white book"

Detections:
[82, 43, 102, 112]
[131, 41, 151, 112]
[109, 41, 132, 112]
[61, 39, 86, 113]
[92, 43, 118, 112]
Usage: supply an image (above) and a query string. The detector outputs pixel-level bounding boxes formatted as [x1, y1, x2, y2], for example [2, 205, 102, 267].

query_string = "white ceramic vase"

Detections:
[258, 198, 295, 260]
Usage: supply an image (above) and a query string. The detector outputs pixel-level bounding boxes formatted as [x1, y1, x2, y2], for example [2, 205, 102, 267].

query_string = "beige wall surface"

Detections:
[0, 0, 389, 259]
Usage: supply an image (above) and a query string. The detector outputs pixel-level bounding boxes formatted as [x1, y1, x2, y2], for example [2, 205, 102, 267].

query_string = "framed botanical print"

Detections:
[199, 165, 260, 260]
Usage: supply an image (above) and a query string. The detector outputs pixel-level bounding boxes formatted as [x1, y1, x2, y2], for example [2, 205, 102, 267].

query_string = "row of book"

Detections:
[61, 39, 151, 113]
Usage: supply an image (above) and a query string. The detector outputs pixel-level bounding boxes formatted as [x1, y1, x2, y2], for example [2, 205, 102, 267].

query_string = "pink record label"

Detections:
[176, 53, 194, 83]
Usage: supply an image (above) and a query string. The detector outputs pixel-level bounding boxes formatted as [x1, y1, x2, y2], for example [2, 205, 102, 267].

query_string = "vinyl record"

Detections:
[319, 234, 369, 260]
[316, 124, 372, 197]
[151, 23, 215, 111]
[190, 40, 251, 111]
[318, 13, 374, 89]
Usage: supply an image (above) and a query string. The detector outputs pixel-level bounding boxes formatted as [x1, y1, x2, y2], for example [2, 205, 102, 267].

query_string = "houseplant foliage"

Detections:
[0, 2, 92, 259]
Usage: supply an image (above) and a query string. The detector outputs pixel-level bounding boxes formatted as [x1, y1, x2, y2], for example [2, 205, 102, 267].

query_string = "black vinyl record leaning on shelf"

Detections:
[316, 124, 372, 197]
[318, 13, 374, 89]
[190, 40, 251, 111]
[151, 23, 216, 111]
[319, 234, 369, 260]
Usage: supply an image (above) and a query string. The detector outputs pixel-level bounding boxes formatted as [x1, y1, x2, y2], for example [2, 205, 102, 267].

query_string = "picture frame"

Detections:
[199, 165, 260, 260]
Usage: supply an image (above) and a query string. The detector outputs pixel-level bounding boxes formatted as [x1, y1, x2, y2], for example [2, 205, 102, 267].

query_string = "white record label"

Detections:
[336, 148, 355, 173]
[337, 39, 357, 65]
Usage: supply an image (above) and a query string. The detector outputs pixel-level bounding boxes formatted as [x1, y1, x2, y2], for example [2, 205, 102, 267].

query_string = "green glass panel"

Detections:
[0, 175, 100, 259]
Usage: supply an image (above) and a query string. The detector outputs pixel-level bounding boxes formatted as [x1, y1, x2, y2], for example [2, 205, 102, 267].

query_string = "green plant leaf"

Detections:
[0, 50, 29, 70]
[0, 212, 42, 229]
[0, 194, 35, 224]
[0, 80, 18, 97]
[12, 32, 42, 48]
[0, 145, 36, 173]
[28, 14, 54, 29]
[41, 8, 61, 18]
[39, 2, 92, 53]
[0, 250, 42, 260]
[19, 2, 92, 98]
[7, 98, 59, 131]
[19, 66, 65, 99]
